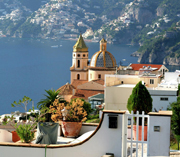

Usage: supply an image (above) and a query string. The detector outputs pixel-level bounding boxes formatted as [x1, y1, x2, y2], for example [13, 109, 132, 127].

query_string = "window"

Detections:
[98, 74, 101, 79]
[77, 60, 80, 68]
[150, 79, 154, 84]
[83, 54, 85, 57]
[77, 54, 80, 57]
[160, 97, 168, 101]
[77, 74, 80, 80]
[73, 54, 75, 57]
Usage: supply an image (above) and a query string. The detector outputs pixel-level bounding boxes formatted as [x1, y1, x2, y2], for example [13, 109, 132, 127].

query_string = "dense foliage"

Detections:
[127, 81, 152, 114]
[37, 89, 64, 122]
[70, 98, 92, 118]
[50, 98, 87, 122]
[16, 124, 35, 143]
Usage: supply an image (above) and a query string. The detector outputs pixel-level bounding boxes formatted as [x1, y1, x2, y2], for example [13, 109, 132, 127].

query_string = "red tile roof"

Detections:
[56, 82, 75, 95]
[71, 79, 88, 89]
[130, 64, 163, 71]
[71, 89, 104, 100]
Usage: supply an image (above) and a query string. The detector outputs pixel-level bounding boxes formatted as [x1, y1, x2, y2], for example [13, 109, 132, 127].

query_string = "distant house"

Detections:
[57, 79, 104, 103]
[118, 63, 169, 77]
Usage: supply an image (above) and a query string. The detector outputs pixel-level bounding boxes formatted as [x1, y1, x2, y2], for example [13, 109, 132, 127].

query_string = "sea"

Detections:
[0, 37, 179, 115]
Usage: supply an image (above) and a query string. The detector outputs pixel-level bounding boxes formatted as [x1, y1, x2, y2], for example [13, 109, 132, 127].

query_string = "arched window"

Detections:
[77, 74, 80, 80]
[98, 74, 101, 79]
[77, 60, 80, 68]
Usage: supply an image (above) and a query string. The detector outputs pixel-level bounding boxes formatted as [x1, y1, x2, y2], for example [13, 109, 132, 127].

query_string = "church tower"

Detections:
[70, 34, 89, 83]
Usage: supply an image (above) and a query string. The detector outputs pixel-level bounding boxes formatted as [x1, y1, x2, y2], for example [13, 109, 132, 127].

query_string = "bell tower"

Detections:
[70, 34, 89, 83]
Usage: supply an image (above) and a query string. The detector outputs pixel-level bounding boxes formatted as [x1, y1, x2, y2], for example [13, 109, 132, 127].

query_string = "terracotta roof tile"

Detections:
[56, 83, 75, 95]
[71, 89, 104, 100]
[130, 64, 163, 71]
[71, 80, 88, 89]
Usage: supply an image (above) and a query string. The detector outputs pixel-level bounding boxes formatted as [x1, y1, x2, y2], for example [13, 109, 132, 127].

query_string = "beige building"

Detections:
[105, 74, 177, 111]
[70, 34, 89, 83]
[118, 63, 169, 76]
[105, 74, 162, 88]
[58, 34, 117, 102]
[70, 34, 116, 83]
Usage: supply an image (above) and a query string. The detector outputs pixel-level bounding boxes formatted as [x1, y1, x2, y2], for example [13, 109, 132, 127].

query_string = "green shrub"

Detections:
[16, 124, 35, 143]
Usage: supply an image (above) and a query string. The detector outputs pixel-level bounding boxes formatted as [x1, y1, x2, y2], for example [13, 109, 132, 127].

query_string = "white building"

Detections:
[105, 74, 178, 112]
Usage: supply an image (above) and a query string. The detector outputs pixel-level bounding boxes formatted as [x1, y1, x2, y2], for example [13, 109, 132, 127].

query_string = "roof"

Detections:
[92, 79, 104, 85]
[71, 89, 104, 100]
[71, 79, 88, 89]
[100, 38, 107, 43]
[73, 34, 88, 52]
[130, 64, 163, 71]
[90, 51, 116, 68]
[88, 93, 104, 101]
[56, 82, 76, 95]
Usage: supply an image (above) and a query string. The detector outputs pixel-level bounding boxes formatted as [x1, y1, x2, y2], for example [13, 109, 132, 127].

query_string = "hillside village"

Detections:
[0, 34, 178, 156]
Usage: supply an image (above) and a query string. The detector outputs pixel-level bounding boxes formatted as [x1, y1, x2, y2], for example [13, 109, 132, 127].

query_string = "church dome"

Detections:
[90, 38, 116, 68]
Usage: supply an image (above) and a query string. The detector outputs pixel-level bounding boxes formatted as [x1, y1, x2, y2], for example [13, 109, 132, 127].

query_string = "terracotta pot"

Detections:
[61, 121, 82, 137]
[12, 131, 20, 142]
[133, 125, 147, 141]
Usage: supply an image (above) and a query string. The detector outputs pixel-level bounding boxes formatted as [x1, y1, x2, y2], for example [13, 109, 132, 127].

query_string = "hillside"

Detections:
[1, 0, 180, 65]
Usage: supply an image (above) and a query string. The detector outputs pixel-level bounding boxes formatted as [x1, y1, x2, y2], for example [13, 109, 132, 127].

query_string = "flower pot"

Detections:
[61, 121, 82, 137]
[12, 131, 20, 142]
[133, 125, 147, 141]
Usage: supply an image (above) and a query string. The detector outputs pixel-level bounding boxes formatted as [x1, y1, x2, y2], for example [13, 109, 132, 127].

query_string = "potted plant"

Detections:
[4, 96, 48, 143]
[127, 81, 152, 141]
[49, 98, 87, 137]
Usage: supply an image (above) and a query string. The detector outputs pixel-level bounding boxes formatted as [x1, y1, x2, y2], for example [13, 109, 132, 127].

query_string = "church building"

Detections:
[70, 34, 117, 83]
[57, 34, 117, 103]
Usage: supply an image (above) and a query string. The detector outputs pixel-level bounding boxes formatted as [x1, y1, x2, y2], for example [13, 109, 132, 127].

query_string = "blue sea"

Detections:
[0, 37, 179, 115]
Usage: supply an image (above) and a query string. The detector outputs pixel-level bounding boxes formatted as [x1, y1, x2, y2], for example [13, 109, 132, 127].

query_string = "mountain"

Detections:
[1, 0, 180, 65]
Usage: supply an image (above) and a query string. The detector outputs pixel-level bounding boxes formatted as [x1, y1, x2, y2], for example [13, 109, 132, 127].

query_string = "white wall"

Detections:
[0, 111, 124, 157]
[148, 114, 171, 157]
[0, 111, 172, 157]
[165, 72, 180, 82]
[105, 85, 177, 111]
[148, 89, 177, 111]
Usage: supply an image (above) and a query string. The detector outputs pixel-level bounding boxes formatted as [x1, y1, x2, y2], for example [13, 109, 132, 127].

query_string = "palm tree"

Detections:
[37, 89, 60, 110]
[37, 89, 65, 121]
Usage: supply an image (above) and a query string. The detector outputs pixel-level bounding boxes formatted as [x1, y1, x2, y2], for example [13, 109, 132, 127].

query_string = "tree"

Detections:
[127, 81, 153, 115]
[37, 89, 64, 121]
[11, 96, 32, 121]
[169, 100, 180, 150]
[37, 89, 60, 109]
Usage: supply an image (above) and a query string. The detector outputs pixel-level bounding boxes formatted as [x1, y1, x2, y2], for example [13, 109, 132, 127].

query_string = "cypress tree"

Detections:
[127, 81, 153, 115]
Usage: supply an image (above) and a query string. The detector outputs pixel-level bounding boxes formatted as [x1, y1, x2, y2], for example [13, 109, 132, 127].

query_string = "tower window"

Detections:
[77, 74, 80, 80]
[77, 54, 80, 57]
[77, 60, 80, 68]
[150, 79, 154, 84]
[73, 54, 75, 57]
[83, 54, 85, 57]
[98, 74, 101, 79]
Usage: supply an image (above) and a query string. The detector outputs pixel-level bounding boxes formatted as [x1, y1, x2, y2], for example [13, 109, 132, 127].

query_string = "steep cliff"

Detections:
[138, 28, 180, 65]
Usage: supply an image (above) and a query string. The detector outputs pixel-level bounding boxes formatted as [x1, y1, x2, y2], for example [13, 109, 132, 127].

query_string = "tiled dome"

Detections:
[90, 51, 116, 68]
[90, 38, 116, 68]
